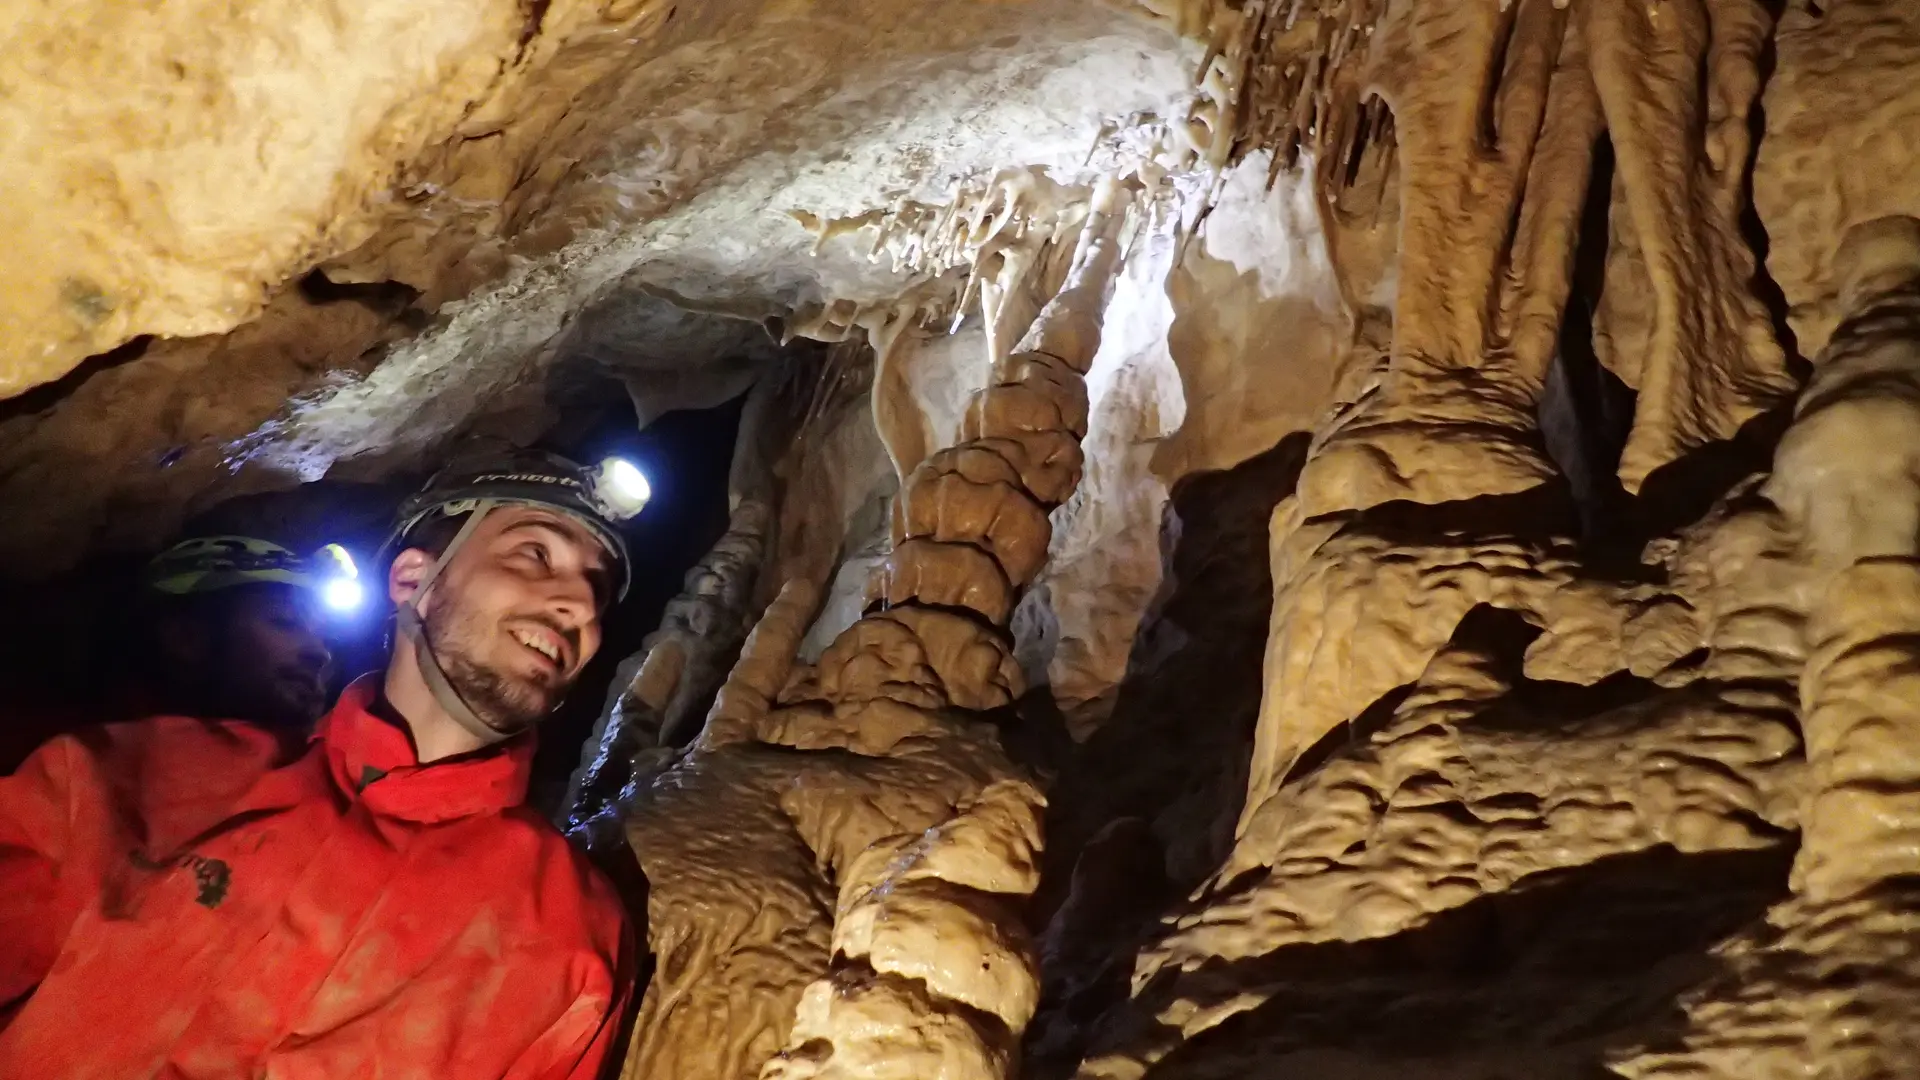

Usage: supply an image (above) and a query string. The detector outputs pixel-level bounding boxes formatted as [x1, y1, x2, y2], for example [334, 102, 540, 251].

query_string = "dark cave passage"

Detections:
[0, 387, 747, 801]
[525, 390, 746, 816]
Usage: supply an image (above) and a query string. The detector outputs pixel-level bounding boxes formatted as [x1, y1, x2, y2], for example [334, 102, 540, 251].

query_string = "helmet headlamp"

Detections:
[591, 456, 651, 521]
[313, 542, 365, 614]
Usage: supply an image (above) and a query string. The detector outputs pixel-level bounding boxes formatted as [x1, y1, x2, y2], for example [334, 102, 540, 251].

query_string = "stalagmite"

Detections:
[1073, 598, 1802, 1077]
[1614, 217, 1920, 1080]
[769, 178, 1127, 1080]
[619, 178, 1131, 1080]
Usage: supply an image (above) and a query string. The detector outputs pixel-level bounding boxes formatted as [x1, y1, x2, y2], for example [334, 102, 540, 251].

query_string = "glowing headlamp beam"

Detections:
[322, 577, 366, 612]
[314, 543, 365, 613]
[595, 457, 652, 520]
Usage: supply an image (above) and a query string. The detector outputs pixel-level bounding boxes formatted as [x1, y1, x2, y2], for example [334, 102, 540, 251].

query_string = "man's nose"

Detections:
[295, 628, 332, 674]
[548, 590, 592, 627]
[545, 575, 599, 639]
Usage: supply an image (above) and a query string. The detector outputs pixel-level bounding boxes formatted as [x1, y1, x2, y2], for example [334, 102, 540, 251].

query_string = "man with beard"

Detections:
[138, 536, 338, 729]
[0, 536, 336, 775]
[0, 450, 643, 1080]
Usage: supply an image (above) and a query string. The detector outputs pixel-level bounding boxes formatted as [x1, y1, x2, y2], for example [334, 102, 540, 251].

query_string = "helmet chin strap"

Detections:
[393, 500, 530, 749]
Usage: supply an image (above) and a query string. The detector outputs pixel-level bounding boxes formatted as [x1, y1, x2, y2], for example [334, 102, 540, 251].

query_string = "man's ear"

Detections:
[388, 549, 436, 613]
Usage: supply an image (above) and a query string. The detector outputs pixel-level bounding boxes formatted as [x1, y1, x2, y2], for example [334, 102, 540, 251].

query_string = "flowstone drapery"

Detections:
[1067, 219, 1920, 1072]
[617, 179, 1130, 1080]
[1612, 218, 1920, 1080]
[1044, 0, 1920, 1074]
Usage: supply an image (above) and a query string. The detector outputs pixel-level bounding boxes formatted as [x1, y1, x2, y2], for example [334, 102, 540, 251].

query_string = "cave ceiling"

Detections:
[0, 0, 1200, 576]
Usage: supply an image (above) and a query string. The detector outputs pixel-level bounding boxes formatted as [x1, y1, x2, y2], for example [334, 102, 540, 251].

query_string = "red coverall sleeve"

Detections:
[510, 921, 636, 1080]
[0, 737, 80, 1008]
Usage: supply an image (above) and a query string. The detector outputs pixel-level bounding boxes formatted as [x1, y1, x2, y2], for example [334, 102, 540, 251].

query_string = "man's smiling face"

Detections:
[406, 505, 612, 734]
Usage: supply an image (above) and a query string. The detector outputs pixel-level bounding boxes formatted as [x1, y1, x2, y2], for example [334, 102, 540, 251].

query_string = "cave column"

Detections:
[753, 178, 1132, 1080]
[1614, 218, 1920, 1080]
[1764, 219, 1920, 904]
[1237, 0, 1615, 831]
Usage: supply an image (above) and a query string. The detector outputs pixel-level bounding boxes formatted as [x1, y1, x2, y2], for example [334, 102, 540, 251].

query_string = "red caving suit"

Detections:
[0, 676, 632, 1079]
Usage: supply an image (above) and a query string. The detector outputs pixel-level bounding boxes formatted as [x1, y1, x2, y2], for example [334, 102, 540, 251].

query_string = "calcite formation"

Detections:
[617, 181, 1129, 1080]
[1048, 2, 1920, 1078]
[1753, 0, 1920, 357]
[562, 368, 802, 840]
[564, 496, 774, 840]
[1611, 218, 1920, 1080]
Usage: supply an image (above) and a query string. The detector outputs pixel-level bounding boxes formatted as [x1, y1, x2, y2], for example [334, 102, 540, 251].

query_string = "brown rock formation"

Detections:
[1612, 217, 1920, 1080]
[619, 181, 1129, 1079]
[1042, 4, 1920, 1079]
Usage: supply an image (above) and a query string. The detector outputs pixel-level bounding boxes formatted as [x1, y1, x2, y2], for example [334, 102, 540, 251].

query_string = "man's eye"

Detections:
[516, 543, 551, 568]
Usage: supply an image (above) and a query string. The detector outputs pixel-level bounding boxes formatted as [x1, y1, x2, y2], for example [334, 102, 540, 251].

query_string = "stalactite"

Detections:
[1211, 0, 1793, 503]
[1583, 0, 1796, 490]
[1055, 3, 1865, 1076]
[869, 309, 932, 485]
[1235, 0, 1386, 181]
[800, 168, 1091, 288]
[1290, 0, 1575, 518]
[617, 179, 1132, 1080]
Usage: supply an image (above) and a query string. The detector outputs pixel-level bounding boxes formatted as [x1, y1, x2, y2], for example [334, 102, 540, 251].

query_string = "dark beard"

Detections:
[423, 594, 556, 734]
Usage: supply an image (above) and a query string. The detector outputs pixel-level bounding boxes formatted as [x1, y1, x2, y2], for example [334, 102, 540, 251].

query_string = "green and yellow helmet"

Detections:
[144, 535, 330, 596]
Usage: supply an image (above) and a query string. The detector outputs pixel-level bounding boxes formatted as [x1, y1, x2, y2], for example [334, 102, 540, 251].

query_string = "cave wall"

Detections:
[0, 0, 518, 396]
[638, 0, 1920, 1077]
